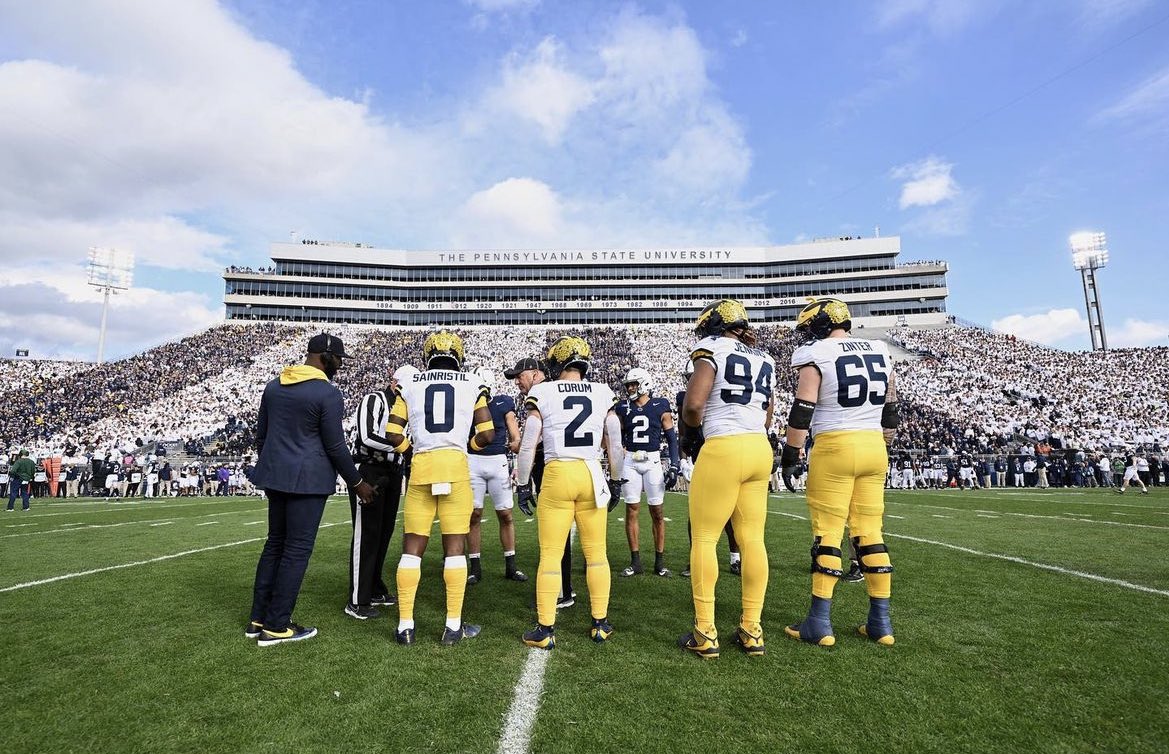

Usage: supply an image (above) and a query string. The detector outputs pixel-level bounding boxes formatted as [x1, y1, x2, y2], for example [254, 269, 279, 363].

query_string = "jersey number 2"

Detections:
[564, 397, 594, 447]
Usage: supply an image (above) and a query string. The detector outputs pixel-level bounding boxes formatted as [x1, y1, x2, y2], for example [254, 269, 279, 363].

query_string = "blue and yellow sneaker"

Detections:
[858, 597, 895, 646]
[678, 628, 720, 659]
[784, 620, 835, 647]
[257, 623, 317, 647]
[522, 623, 556, 650]
[590, 617, 614, 643]
[244, 620, 263, 640]
[734, 625, 765, 657]
[440, 624, 482, 646]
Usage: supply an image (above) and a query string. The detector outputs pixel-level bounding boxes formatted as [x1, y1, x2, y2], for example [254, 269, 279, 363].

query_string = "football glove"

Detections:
[680, 423, 704, 459]
[780, 443, 801, 493]
[607, 479, 626, 512]
[664, 464, 680, 490]
[517, 481, 536, 516]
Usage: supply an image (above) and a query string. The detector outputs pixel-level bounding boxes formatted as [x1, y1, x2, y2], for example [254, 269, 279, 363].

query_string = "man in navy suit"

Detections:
[246, 333, 376, 646]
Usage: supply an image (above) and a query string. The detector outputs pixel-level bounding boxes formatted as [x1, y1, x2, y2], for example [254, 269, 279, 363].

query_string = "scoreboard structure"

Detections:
[223, 236, 948, 327]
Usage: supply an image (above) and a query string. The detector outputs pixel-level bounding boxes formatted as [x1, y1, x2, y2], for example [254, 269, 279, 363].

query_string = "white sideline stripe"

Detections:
[977, 514, 999, 518]
[0, 522, 344, 593]
[931, 514, 950, 518]
[887, 514, 905, 519]
[770, 511, 807, 521]
[19, 497, 258, 519]
[196, 521, 220, 526]
[888, 501, 1169, 530]
[149, 522, 174, 527]
[0, 507, 266, 539]
[496, 649, 550, 754]
[886, 533, 1169, 598]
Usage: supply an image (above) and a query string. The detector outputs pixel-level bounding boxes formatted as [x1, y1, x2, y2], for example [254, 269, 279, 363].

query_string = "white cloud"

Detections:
[483, 37, 595, 145]
[992, 308, 1087, 346]
[1096, 65, 1169, 126]
[1079, 0, 1154, 24]
[876, 0, 989, 35]
[454, 178, 565, 247]
[1112, 318, 1169, 348]
[730, 29, 748, 48]
[893, 157, 960, 208]
[0, 2, 761, 358]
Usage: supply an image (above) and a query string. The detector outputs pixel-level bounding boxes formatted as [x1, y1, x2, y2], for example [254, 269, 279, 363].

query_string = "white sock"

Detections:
[399, 553, 422, 569]
[398, 618, 414, 632]
[446, 617, 462, 631]
[445, 555, 467, 569]
[729, 551, 741, 565]
[468, 553, 480, 560]
[503, 550, 515, 557]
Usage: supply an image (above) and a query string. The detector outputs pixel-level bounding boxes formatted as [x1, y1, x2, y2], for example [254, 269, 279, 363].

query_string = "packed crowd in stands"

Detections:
[2, 322, 1167, 488]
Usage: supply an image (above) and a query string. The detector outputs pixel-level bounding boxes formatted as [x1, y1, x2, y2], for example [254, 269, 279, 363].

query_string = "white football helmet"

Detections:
[474, 366, 496, 390]
[624, 367, 654, 398]
[683, 359, 695, 377]
[392, 364, 419, 385]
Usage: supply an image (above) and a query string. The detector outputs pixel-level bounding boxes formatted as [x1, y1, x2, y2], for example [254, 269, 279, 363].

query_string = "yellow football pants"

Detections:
[403, 479, 473, 536]
[689, 433, 771, 638]
[534, 460, 610, 627]
[805, 430, 892, 599]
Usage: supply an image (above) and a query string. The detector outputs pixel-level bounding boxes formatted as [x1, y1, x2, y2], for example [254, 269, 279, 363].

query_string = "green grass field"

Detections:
[2, 487, 1168, 753]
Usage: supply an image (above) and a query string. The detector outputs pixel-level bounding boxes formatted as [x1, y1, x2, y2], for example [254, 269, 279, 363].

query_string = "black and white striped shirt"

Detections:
[351, 390, 400, 464]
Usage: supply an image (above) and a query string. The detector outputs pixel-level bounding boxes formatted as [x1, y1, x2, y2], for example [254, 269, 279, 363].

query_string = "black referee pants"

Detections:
[347, 461, 403, 605]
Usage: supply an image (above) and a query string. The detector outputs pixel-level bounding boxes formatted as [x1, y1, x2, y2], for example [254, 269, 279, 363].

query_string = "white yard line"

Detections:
[885, 532, 1169, 598]
[149, 522, 174, 527]
[496, 650, 551, 754]
[17, 497, 261, 519]
[0, 507, 268, 539]
[0, 522, 343, 593]
[887, 501, 1169, 531]
[196, 521, 220, 526]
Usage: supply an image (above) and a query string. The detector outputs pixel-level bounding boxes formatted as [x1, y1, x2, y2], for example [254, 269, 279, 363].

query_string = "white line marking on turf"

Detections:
[149, 522, 174, 527]
[196, 521, 220, 526]
[886, 532, 1169, 598]
[888, 501, 1169, 530]
[931, 514, 950, 518]
[497, 649, 550, 754]
[977, 514, 999, 518]
[243, 520, 264, 525]
[887, 514, 905, 519]
[0, 522, 343, 593]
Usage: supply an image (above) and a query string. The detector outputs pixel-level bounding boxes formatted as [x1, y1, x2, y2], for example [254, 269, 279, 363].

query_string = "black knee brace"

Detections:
[852, 536, 894, 574]
[809, 536, 844, 578]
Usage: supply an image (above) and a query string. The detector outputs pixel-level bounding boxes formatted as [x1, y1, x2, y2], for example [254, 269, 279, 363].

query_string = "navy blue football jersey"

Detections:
[615, 396, 673, 452]
[470, 394, 516, 456]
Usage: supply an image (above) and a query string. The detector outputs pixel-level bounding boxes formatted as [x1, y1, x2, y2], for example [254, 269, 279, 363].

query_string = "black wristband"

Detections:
[881, 401, 900, 429]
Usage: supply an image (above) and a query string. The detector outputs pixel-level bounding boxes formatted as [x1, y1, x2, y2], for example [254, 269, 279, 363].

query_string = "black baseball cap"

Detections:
[307, 333, 353, 359]
[504, 357, 543, 379]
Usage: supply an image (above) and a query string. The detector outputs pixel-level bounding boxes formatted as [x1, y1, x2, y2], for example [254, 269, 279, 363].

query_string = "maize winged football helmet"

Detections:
[423, 330, 465, 370]
[795, 298, 851, 341]
[694, 299, 750, 339]
[546, 336, 591, 379]
[623, 367, 654, 398]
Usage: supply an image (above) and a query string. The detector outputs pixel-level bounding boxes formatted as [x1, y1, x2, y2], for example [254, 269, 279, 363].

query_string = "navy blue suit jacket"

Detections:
[251, 375, 361, 495]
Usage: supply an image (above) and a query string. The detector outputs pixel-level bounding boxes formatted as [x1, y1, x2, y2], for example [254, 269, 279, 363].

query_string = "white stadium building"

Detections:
[223, 235, 949, 327]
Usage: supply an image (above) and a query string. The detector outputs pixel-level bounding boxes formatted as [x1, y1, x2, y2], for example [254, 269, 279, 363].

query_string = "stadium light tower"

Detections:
[1069, 231, 1108, 352]
[87, 247, 135, 364]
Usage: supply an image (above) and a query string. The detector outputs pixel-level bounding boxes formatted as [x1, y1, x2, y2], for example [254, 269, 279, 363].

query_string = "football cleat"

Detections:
[794, 297, 852, 342]
[785, 618, 835, 647]
[370, 592, 397, 606]
[344, 603, 380, 620]
[842, 561, 865, 583]
[395, 627, 415, 646]
[734, 625, 765, 657]
[681, 565, 691, 578]
[858, 624, 895, 646]
[545, 336, 591, 379]
[654, 566, 671, 577]
[257, 623, 318, 647]
[556, 591, 577, 609]
[244, 620, 263, 640]
[466, 573, 480, 586]
[440, 624, 481, 646]
[590, 618, 614, 643]
[620, 564, 643, 577]
[678, 628, 720, 659]
[729, 560, 742, 576]
[422, 330, 465, 370]
[860, 597, 894, 645]
[523, 623, 556, 650]
[505, 569, 529, 582]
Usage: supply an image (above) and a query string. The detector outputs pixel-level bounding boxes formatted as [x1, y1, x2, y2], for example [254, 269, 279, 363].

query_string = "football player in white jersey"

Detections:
[516, 336, 625, 650]
[615, 367, 680, 578]
[385, 331, 495, 646]
[679, 300, 775, 659]
[781, 298, 897, 647]
[466, 367, 527, 585]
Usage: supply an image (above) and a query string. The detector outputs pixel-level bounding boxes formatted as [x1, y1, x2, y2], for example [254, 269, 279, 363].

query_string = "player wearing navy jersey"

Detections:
[677, 371, 742, 579]
[781, 298, 896, 647]
[517, 337, 625, 649]
[385, 331, 495, 646]
[615, 367, 679, 578]
[467, 367, 527, 585]
[679, 300, 775, 659]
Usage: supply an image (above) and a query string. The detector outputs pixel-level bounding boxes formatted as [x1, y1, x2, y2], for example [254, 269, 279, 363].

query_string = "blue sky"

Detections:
[1, 0, 1167, 359]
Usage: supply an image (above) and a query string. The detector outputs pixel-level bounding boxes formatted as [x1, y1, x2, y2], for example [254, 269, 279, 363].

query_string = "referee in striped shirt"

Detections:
[344, 365, 412, 620]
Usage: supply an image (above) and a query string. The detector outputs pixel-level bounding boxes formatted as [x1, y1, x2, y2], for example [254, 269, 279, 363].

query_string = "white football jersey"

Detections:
[396, 369, 489, 454]
[790, 337, 893, 435]
[525, 380, 617, 461]
[690, 336, 775, 438]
